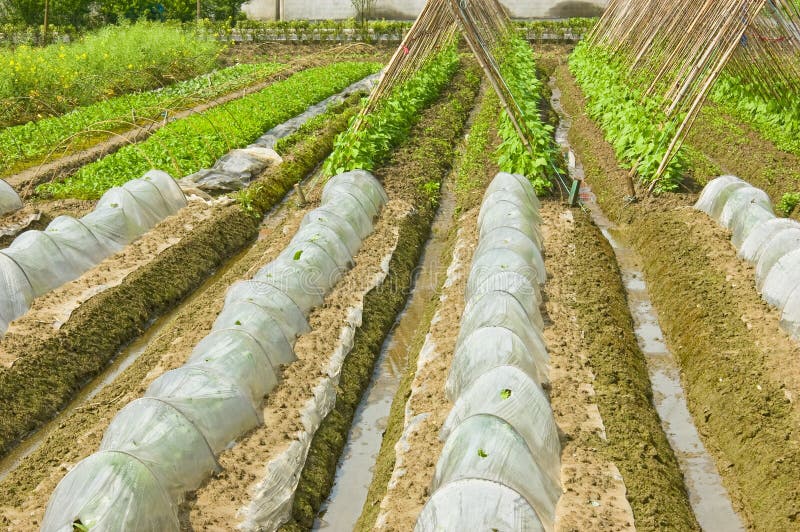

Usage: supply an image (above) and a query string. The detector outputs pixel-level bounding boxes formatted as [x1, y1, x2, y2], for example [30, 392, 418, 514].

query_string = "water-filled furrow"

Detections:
[549, 76, 744, 531]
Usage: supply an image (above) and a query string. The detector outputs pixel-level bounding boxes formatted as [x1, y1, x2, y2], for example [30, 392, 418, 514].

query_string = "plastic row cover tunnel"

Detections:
[41, 170, 388, 532]
[415, 173, 561, 532]
[695, 176, 800, 339]
[0, 179, 22, 216]
[0, 170, 186, 335]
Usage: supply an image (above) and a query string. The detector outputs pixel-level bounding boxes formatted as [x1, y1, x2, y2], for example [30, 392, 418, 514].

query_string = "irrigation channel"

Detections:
[314, 171, 457, 530]
[549, 77, 744, 531]
[0, 182, 302, 485]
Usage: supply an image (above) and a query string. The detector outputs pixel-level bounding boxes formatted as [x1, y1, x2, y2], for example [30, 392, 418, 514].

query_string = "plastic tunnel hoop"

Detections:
[486, 172, 541, 209]
[415, 478, 544, 532]
[739, 218, 800, 263]
[100, 397, 220, 500]
[781, 283, 800, 340]
[212, 301, 296, 365]
[0, 179, 22, 216]
[466, 269, 540, 310]
[464, 287, 544, 331]
[706, 181, 750, 222]
[145, 366, 260, 454]
[754, 227, 800, 290]
[96, 186, 161, 235]
[317, 195, 375, 239]
[760, 248, 800, 310]
[432, 414, 560, 531]
[441, 365, 561, 485]
[1, 230, 82, 296]
[142, 170, 187, 212]
[301, 208, 362, 255]
[45, 215, 111, 271]
[122, 178, 173, 221]
[0, 252, 34, 332]
[446, 326, 548, 401]
[457, 319, 548, 372]
[478, 195, 542, 228]
[719, 186, 772, 229]
[279, 239, 346, 293]
[254, 262, 326, 315]
[322, 185, 380, 220]
[694, 175, 743, 215]
[40, 450, 179, 532]
[729, 203, 775, 248]
[223, 280, 310, 339]
[188, 328, 281, 406]
[471, 241, 546, 285]
[467, 247, 544, 297]
[80, 204, 137, 251]
[322, 170, 388, 213]
[291, 223, 355, 269]
[479, 209, 544, 251]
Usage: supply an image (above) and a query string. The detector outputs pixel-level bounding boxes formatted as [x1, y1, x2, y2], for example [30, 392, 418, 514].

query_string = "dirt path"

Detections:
[556, 56, 800, 530]
[540, 204, 637, 531]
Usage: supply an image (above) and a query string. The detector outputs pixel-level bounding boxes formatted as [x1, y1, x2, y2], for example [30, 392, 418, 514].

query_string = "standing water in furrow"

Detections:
[549, 77, 744, 532]
[314, 178, 457, 530]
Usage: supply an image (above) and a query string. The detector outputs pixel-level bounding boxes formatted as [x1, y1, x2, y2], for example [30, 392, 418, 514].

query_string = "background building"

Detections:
[242, 0, 606, 21]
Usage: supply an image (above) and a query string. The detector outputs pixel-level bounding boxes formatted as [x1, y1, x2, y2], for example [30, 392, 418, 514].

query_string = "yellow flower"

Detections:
[127, 64, 133, 69]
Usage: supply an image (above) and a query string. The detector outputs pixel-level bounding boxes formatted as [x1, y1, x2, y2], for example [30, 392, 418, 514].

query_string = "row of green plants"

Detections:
[710, 74, 800, 157]
[569, 41, 686, 192]
[39, 61, 380, 199]
[517, 17, 597, 38]
[0, 18, 598, 49]
[0, 21, 222, 127]
[0, 62, 284, 175]
[323, 44, 459, 176]
[496, 34, 562, 195]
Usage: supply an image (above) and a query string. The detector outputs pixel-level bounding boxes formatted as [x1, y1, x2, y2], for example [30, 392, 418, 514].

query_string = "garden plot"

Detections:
[0, 80, 371, 463]
[556, 46, 800, 530]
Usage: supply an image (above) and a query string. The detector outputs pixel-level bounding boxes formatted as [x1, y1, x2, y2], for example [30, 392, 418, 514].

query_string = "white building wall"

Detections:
[242, 0, 607, 21]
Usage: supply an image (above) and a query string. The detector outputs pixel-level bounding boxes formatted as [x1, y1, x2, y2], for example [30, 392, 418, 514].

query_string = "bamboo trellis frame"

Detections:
[350, 0, 570, 193]
[587, 0, 800, 194]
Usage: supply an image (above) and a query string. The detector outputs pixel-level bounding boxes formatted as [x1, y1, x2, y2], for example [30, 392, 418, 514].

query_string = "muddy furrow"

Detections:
[0, 99, 359, 461]
[554, 54, 800, 530]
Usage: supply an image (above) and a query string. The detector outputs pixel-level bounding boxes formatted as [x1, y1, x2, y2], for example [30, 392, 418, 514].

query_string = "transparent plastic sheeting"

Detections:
[0, 179, 22, 216]
[183, 74, 381, 193]
[415, 478, 545, 531]
[417, 173, 560, 532]
[0, 170, 186, 335]
[695, 176, 800, 339]
[42, 171, 387, 531]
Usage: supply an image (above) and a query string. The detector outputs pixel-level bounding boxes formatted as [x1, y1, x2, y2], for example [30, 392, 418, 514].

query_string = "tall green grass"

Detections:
[0, 21, 221, 127]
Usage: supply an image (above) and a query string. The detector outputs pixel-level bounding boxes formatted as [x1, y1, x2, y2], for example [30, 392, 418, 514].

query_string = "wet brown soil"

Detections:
[556, 55, 800, 530]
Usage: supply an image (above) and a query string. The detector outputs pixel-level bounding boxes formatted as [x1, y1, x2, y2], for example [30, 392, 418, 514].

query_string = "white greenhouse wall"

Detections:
[242, 0, 607, 21]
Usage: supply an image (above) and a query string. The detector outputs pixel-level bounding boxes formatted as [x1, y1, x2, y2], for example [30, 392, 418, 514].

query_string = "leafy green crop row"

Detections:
[0, 21, 221, 127]
[711, 74, 800, 157]
[323, 44, 458, 176]
[495, 35, 562, 195]
[40, 61, 381, 199]
[569, 42, 685, 192]
[0, 62, 284, 176]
